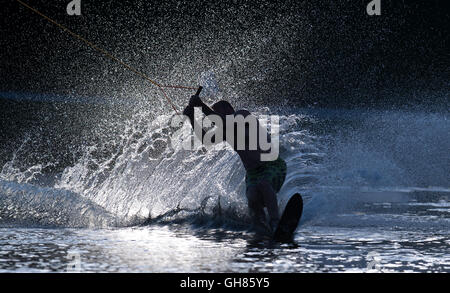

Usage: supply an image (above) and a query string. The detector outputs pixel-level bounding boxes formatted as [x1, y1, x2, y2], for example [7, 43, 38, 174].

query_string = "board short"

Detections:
[245, 157, 287, 193]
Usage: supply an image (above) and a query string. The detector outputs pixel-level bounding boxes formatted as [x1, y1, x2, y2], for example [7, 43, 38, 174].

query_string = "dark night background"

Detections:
[0, 0, 448, 171]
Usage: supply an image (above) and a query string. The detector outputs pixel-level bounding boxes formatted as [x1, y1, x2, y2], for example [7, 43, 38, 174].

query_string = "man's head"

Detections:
[212, 100, 235, 116]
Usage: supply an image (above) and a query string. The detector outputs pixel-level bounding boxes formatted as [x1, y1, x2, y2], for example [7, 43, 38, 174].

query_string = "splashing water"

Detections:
[1, 105, 449, 227]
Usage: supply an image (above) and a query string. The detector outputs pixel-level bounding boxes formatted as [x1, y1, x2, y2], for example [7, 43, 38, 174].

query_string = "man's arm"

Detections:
[183, 95, 226, 144]
[183, 100, 206, 142]
[186, 95, 223, 118]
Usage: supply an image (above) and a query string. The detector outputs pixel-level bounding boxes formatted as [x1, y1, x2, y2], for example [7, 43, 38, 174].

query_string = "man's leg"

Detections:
[246, 185, 266, 228]
[257, 180, 279, 231]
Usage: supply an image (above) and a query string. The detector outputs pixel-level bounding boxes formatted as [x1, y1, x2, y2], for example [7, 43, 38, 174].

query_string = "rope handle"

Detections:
[195, 86, 203, 96]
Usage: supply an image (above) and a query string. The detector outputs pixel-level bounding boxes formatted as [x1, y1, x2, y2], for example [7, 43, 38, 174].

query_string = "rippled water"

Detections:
[1, 218, 448, 273]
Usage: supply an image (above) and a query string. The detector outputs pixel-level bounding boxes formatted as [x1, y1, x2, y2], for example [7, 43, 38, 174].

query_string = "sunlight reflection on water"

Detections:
[0, 225, 448, 273]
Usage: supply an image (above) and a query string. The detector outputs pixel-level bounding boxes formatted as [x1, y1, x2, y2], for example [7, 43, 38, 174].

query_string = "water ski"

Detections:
[273, 193, 303, 242]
